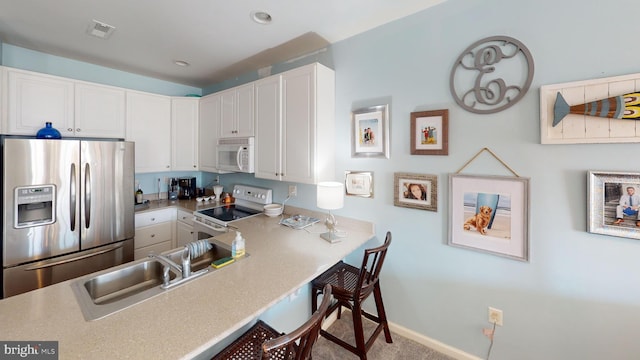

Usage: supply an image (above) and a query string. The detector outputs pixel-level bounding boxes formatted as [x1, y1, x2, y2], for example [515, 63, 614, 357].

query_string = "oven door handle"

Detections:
[194, 219, 229, 233]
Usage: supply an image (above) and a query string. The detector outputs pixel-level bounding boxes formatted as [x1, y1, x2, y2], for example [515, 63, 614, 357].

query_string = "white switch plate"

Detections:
[288, 185, 297, 197]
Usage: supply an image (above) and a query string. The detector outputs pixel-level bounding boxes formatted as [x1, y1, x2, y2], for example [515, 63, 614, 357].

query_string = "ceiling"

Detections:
[0, 0, 445, 88]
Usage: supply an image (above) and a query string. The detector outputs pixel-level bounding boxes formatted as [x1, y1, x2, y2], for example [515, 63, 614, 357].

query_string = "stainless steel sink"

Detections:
[71, 239, 241, 321]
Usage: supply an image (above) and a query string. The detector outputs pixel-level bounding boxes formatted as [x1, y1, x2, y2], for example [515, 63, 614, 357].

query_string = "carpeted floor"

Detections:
[311, 311, 456, 360]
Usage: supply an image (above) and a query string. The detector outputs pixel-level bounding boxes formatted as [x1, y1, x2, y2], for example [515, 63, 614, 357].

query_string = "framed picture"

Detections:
[448, 174, 530, 261]
[352, 104, 390, 158]
[588, 171, 640, 240]
[410, 109, 449, 155]
[345, 171, 373, 198]
[393, 173, 437, 212]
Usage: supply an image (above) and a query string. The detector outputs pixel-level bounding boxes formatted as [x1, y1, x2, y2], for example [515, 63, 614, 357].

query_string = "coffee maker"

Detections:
[178, 177, 196, 199]
[168, 178, 179, 200]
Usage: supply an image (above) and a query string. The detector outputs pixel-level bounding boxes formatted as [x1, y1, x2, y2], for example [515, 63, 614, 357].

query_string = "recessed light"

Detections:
[251, 11, 272, 25]
[174, 60, 190, 67]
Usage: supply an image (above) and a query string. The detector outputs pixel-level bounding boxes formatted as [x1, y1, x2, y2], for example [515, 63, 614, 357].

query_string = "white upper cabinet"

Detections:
[198, 93, 221, 173]
[126, 91, 171, 173]
[5, 68, 74, 136]
[4, 68, 126, 138]
[219, 83, 254, 138]
[75, 82, 125, 138]
[171, 97, 199, 171]
[255, 63, 335, 184]
[254, 75, 281, 181]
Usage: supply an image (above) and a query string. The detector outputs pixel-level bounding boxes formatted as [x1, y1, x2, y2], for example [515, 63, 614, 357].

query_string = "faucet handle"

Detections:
[162, 265, 171, 287]
[181, 246, 191, 278]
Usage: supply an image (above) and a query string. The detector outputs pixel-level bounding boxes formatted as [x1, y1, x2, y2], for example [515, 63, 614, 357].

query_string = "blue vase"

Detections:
[36, 122, 62, 139]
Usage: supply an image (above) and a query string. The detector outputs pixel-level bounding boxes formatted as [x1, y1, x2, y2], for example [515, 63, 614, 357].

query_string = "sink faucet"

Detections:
[150, 246, 191, 280]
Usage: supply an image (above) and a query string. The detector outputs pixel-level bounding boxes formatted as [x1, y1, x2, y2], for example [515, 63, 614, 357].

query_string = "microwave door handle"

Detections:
[70, 163, 76, 231]
[236, 146, 243, 170]
[84, 162, 91, 228]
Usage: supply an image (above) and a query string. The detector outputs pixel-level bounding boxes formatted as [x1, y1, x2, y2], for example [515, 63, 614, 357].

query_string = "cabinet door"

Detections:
[6, 69, 74, 136]
[171, 97, 199, 171]
[254, 75, 281, 180]
[175, 221, 194, 248]
[219, 89, 236, 138]
[281, 66, 315, 184]
[75, 82, 125, 138]
[235, 83, 254, 137]
[198, 93, 221, 172]
[126, 91, 171, 173]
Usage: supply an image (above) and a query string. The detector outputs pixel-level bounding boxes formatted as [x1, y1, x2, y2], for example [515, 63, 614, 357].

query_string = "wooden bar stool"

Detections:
[211, 284, 332, 360]
[310, 231, 392, 360]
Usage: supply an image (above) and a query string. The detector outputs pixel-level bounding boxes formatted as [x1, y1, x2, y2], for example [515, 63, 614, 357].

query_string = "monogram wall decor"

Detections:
[449, 36, 534, 114]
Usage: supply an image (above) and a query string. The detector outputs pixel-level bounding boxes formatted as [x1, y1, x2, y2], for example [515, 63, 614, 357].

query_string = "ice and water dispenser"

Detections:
[14, 185, 56, 228]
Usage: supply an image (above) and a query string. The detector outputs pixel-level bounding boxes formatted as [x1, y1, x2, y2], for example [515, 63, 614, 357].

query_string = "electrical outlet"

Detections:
[488, 307, 503, 326]
[288, 185, 297, 197]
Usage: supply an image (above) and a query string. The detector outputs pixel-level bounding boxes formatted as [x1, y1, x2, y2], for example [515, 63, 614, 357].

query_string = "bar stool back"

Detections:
[212, 284, 332, 360]
[310, 231, 392, 360]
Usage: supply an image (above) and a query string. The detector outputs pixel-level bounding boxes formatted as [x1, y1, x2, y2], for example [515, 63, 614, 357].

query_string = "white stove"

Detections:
[193, 185, 272, 230]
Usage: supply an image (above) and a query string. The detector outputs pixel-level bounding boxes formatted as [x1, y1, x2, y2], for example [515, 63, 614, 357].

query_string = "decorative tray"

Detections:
[279, 215, 320, 230]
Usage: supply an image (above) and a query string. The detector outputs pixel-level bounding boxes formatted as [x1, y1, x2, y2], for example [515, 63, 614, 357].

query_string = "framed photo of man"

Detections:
[588, 171, 640, 240]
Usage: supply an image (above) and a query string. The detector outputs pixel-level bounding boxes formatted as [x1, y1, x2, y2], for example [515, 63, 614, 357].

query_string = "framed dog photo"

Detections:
[410, 109, 448, 155]
[448, 174, 530, 261]
[351, 104, 390, 158]
[588, 171, 640, 240]
[393, 172, 437, 212]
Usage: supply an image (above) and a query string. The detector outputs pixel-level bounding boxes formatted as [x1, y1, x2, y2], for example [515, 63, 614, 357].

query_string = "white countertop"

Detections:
[0, 208, 374, 359]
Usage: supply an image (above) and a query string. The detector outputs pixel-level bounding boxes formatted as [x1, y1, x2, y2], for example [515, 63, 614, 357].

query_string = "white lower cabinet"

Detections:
[175, 209, 194, 248]
[134, 208, 176, 260]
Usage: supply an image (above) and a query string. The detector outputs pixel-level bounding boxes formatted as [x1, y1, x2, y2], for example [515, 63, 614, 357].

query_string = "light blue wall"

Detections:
[1, 44, 200, 96]
[5, 0, 640, 358]
[323, 0, 640, 359]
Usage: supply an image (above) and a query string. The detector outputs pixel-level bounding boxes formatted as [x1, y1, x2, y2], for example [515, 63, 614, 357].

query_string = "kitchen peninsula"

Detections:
[0, 206, 375, 359]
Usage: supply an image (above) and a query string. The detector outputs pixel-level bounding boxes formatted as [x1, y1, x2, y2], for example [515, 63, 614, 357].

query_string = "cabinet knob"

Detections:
[151, 218, 156, 221]
[166, 165, 170, 168]
[67, 128, 73, 132]
[76, 128, 81, 132]
[150, 234, 155, 238]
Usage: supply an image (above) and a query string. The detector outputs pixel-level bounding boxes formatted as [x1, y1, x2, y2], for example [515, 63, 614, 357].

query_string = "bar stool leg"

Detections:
[351, 301, 368, 360]
[374, 283, 393, 343]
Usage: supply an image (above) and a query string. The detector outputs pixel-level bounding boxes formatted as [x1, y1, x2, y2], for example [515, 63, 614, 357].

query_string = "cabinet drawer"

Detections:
[176, 209, 194, 225]
[135, 222, 173, 248]
[134, 240, 173, 260]
[135, 208, 176, 228]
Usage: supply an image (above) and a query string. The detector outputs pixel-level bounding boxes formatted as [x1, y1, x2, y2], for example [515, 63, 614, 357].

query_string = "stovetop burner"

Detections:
[193, 184, 273, 227]
[197, 204, 262, 223]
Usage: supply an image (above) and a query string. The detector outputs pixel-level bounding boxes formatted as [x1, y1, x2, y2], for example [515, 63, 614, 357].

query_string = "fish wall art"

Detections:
[553, 92, 640, 126]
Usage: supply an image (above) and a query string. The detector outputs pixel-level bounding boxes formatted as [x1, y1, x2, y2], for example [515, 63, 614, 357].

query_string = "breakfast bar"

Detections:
[0, 208, 375, 359]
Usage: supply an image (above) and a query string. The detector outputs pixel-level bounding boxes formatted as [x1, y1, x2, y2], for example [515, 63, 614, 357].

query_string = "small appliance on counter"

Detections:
[178, 177, 196, 199]
[168, 178, 179, 200]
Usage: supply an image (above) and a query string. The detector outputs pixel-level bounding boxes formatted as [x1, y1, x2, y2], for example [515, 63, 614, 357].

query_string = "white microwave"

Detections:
[216, 137, 255, 173]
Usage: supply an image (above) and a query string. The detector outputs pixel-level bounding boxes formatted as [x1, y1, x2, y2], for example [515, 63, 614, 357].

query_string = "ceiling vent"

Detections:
[87, 20, 115, 39]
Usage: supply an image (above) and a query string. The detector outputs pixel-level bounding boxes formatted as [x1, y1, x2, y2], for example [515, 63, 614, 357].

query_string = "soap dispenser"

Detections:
[232, 231, 245, 258]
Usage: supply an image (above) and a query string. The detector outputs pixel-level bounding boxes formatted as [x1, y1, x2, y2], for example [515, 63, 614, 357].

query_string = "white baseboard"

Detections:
[388, 321, 483, 360]
[321, 308, 481, 360]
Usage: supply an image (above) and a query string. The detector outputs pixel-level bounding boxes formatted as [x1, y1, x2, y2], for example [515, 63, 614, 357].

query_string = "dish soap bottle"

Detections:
[232, 231, 245, 258]
[135, 185, 143, 204]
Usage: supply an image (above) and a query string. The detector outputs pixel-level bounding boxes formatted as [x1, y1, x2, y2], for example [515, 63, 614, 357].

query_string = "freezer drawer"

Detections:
[2, 238, 134, 298]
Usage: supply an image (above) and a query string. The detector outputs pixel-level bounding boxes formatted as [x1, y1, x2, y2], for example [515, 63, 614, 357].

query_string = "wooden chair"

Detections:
[310, 231, 392, 360]
[211, 284, 332, 360]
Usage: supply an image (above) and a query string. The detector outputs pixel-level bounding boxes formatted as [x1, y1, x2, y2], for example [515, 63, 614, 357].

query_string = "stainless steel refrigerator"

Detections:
[2, 137, 135, 298]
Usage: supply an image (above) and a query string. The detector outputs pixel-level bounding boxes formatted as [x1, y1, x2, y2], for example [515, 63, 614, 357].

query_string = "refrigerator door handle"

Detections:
[70, 163, 77, 231]
[24, 243, 125, 271]
[84, 162, 91, 228]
